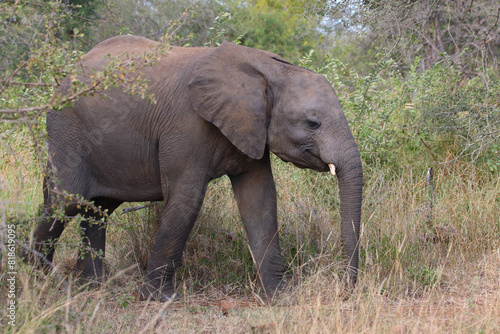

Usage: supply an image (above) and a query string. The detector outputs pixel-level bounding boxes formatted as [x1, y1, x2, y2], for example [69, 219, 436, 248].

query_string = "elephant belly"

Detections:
[49, 121, 163, 202]
[84, 139, 164, 202]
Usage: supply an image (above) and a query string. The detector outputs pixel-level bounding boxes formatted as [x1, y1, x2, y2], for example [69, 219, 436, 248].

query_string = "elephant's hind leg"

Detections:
[29, 210, 70, 268]
[75, 197, 122, 281]
[27, 177, 80, 268]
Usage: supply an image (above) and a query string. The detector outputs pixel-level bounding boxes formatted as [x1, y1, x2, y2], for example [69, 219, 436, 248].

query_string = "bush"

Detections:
[310, 52, 500, 176]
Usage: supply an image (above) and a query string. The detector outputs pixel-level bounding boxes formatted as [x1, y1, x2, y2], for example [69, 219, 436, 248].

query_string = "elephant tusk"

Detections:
[328, 163, 336, 176]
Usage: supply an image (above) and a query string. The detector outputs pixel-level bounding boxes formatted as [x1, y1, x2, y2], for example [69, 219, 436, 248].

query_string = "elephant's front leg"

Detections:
[141, 179, 208, 302]
[229, 153, 286, 302]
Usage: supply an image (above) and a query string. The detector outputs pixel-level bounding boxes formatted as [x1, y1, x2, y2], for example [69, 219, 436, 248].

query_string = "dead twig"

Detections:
[425, 167, 435, 229]
[0, 84, 99, 115]
[16, 240, 70, 291]
[121, 203, 154, 215]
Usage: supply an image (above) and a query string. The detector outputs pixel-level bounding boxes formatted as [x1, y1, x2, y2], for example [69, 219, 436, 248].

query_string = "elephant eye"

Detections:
[306, 118, 321, 130]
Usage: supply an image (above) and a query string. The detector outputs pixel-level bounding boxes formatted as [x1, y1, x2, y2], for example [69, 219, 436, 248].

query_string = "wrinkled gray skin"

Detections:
[31, 35, 362, 302]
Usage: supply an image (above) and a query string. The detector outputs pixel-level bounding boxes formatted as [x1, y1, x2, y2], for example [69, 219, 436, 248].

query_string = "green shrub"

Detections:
[309, 52, 500, 176]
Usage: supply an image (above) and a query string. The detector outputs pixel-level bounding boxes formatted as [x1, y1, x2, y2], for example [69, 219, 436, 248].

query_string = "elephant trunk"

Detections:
[325, 139, 363, 286]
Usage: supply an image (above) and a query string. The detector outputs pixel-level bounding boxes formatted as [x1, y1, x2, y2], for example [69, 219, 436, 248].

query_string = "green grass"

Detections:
[1, 127, 499, 333]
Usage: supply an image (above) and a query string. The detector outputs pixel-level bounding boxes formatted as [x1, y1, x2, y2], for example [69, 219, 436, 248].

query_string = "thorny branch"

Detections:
[0, 84, 99, 115]
[483, 7, 500, 46]
[0, 81, 58, 88]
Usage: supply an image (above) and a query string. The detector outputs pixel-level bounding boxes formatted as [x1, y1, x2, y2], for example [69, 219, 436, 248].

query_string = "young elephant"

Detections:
[31, 35, 363, 302]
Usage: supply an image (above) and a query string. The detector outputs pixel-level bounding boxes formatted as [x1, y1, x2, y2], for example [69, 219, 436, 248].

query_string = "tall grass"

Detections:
[1, 128, 499, 333]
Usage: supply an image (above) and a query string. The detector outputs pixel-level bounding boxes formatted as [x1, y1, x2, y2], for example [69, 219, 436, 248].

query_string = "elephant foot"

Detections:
[75, 255, 106, 281]
[159, 292, 180, 302]
[339, 281, 357, 301]
[73, 270, 107, 290]
[138, 282, 180, 302]
[19, 244, 55, 273]
[73, 259, 107, 289]
[258, 280, 287, 305]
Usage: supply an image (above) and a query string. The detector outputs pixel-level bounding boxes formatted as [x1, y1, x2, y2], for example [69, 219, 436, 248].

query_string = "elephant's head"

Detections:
[189, 42, 363, 285]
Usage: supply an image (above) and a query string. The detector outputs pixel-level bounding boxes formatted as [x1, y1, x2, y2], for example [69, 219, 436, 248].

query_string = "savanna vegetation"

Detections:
[1, 0, 499, 333]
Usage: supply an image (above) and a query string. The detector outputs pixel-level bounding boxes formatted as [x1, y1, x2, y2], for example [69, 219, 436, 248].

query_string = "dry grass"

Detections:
[1, 130, 499, 333]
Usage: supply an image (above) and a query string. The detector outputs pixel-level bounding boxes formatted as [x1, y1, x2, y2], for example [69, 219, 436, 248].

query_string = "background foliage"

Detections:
[2, 0, 498, 173]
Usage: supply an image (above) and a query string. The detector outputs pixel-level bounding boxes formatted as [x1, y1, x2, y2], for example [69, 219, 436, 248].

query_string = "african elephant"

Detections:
[30, 35, 363, 302]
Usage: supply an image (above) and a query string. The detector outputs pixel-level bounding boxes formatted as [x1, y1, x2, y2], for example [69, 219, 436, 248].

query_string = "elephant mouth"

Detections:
[303, 148, 331, 173]
[272, 147, 331, 173]
[292, 157, 330, 173]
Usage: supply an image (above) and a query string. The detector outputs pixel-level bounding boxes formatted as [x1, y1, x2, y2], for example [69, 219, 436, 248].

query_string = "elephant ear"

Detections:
[188, 42, 272, 160]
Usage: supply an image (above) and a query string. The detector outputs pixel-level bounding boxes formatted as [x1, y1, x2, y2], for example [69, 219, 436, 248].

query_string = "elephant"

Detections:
[29, 35, 363, 302]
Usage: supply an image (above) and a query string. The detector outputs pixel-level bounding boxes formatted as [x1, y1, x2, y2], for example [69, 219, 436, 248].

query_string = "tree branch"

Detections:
[0, 84, 98, 115]
[0, 80, 58, 88]
[482, 7, 500, 46]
